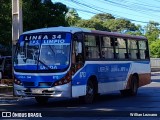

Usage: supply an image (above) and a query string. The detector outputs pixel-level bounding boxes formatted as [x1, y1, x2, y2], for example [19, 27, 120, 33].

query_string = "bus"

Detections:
[13, 26, 151, 104]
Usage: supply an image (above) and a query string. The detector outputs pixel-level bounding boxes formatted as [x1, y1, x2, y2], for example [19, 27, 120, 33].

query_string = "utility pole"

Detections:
[12, 0, 23, 83]
[12, 0, 23, 45]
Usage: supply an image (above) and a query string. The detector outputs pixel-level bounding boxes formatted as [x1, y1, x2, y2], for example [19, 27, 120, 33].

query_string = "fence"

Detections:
[150, 58, 160, 72]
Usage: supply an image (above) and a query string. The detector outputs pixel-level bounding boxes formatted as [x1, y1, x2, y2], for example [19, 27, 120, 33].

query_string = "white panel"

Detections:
[72, 85, 86, 98]
[130, 62, 151, 74]
[98, 81, 124, 94]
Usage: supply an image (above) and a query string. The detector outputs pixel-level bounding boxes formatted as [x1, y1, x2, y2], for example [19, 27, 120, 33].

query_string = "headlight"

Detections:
[14, 79, 23, 86]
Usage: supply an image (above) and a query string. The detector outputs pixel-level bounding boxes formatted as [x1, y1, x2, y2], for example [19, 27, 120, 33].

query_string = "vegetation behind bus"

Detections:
[0, 1, 160, 57]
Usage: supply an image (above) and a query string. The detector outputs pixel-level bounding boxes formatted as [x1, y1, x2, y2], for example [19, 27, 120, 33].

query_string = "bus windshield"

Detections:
[14, 32, 71, 72]
[39, 44, 70, 66]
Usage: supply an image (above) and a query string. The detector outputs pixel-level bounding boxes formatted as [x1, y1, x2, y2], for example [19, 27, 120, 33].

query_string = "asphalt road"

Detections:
[1, 75, 160, 119]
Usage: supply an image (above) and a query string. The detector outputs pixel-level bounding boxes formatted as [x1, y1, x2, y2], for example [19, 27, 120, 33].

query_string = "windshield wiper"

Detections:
[49, 45, 55, 55]
[35, 58, 53, 70]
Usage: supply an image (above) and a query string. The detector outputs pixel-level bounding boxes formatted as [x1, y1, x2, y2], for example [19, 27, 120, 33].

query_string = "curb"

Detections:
[0, 97, 20, 101]
[0, 86, 20, 101]
[0, 86, 13, 93]
[0, 92, 20, 101]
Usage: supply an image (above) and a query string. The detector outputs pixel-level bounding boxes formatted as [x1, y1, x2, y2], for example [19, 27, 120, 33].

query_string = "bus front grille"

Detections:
[23, 82, 35, 87]
[39, 82, 52, 87]
[22, 82, 53, 87]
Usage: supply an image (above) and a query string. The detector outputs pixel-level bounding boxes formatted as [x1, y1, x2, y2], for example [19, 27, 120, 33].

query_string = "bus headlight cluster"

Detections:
[14, 79, 23, 86]
[53, 72, 71, 86]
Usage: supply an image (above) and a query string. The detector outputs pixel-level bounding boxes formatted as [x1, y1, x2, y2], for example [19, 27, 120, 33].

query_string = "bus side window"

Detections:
[101, 36, 114, 59]
[85, 35, 100, 59]
[139, 41, 148, 59]
[128, 40, 138, 59]
[115, 38, 127, 59]
[85, 46, 89, 59]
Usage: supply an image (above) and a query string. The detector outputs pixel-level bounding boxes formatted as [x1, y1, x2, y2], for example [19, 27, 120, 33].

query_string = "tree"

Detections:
[75, 13, 116, 31]
[124, 25, 144, 36]
[75, 13, 138, 32]
[23, 0, 68, 31]
[145, 21, 160, 44]
[0, 0, 11, 46]
[103, 18, 138, 32]
[0, 0, 69, 55]
[91, 13, 115, 22]
[150, 40, 160, 58]
[0, 0, 12, 55]
[75, 19, 109, 31]
[65, 8, 81, 26]
[144, 21, 160, 58]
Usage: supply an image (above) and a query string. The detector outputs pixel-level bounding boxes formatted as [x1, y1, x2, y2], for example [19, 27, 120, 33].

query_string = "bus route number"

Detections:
[52, 35, 62, 39]
[80, 72, 86, 78]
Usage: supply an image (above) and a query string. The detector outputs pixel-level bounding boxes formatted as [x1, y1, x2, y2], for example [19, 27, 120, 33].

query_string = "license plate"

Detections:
[32, 89, 42, 94]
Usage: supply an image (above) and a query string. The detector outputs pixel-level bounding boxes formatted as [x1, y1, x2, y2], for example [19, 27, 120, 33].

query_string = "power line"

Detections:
[72, 7, 149, 24]
[69, 0, 154, 24]
[58, 0, 160, 24]
[102, 0, 160, 19]
[104, 0, 160, 13]
[121, 0, 160, 9]
[84, 0, 158, 20]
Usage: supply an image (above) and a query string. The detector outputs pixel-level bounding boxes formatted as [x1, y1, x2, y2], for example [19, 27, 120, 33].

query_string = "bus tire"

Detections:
[80, 80, 96, 104]
[130, 75, 138, 96]
[120, 75, 138, 96]
[35, 96, 48, 104]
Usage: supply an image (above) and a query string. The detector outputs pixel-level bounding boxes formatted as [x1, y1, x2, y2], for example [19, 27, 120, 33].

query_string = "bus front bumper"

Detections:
[13, 82, 71, 98]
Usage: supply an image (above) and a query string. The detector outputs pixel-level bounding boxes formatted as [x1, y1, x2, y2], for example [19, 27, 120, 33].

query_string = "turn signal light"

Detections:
[53, 71, 71, 86]
[14, 79, 23, 86]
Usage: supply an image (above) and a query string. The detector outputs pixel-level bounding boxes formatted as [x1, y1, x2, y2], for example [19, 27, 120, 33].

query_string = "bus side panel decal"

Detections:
[72, 62, 131, 95]
[98, 81, 124, 93]
[72, 62, 131, 85]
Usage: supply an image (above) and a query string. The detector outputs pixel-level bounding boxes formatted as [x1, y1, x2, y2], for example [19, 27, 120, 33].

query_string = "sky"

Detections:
[52, 0, 160, 27]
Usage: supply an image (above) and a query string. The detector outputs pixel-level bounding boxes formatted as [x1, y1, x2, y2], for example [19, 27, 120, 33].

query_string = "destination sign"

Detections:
[21, 32, 71, 44]
[24, 33, 65, 40]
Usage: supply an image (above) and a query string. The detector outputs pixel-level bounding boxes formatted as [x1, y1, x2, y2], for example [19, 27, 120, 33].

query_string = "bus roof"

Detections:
[91, 30, 147, 40]
[23, 26, 147, 40]
[22, 26, 91, 34]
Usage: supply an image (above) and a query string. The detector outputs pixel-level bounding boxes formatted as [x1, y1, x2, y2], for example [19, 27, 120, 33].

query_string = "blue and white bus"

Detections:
[14, 27, 151, 104]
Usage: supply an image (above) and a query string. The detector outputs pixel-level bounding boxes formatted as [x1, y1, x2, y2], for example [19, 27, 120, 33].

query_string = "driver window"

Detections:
[72, 34, 83, 63]
[72, 41, 83, 63]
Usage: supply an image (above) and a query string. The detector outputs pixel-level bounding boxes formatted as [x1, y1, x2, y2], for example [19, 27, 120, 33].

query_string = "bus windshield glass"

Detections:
[14, 32, 71, 72]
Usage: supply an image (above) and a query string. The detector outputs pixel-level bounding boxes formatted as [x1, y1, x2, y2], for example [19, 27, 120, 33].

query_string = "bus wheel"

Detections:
[84, 80, 95, 104]
[35, 96, 48, 104]
[130, 75, 138, 96]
